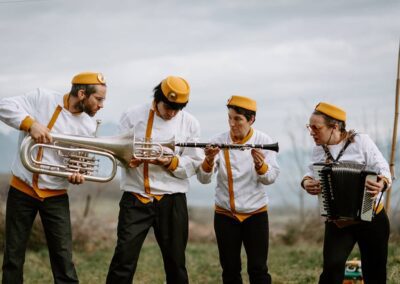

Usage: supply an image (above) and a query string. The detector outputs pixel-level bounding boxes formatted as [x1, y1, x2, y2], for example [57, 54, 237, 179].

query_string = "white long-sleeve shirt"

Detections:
[197, 128, 280, 213]
[0, 88, 96, 190]
[303, 133, 392, 204]
[119, 102, 203, 195]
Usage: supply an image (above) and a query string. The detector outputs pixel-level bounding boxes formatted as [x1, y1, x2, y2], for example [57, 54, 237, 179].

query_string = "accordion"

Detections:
[313, 162, 377, 222]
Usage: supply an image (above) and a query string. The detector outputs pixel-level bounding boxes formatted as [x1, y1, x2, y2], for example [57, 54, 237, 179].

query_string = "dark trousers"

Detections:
[214, 211, 271, 284]
[2, 187, 78, 284]
[319, 209, 390, 284]
[106, 192, 189, 284]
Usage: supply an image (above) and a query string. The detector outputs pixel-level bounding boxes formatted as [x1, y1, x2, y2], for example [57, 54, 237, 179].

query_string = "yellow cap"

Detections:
[227, 95, 257, 112]
[71, 72, 106, 85]
[161, 76, 190, 103]
[315, 102, 346, 121]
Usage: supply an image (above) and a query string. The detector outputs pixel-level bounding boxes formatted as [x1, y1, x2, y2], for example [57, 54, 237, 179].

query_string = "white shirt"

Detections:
[304, 133, 392, 203]
[0, 88, 96, 190]
[119, 102, 203, 195]
[197, 129, 280, 213]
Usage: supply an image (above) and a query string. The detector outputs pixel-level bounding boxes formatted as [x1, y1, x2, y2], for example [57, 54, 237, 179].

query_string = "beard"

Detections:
[78, 100, 96, 117]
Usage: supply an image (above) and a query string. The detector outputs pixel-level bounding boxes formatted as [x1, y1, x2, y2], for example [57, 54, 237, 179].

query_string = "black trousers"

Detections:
[319, 209, 390, 284]
[106, 192, 189, 284]
[2, 187, 78, 284]
[214, 211, 271, 284]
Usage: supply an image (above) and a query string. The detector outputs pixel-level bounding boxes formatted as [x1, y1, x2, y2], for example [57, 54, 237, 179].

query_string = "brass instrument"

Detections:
[20, 131, 135, 183]
[132, 137, 175, 160]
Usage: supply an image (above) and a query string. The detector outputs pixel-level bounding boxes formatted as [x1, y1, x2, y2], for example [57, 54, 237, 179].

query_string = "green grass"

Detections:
[2, 241, 398, 284]
[0, 184, 399, 283]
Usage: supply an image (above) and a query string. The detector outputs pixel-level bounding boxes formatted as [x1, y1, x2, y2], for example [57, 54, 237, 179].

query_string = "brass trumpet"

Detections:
[132, 137, 175, 160]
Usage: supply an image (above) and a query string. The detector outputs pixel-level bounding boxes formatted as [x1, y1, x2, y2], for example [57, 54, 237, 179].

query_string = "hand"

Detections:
[204, 145, 220, 165]
[29, 122, 52, 143]
[251, 149, 265, 169]
[365, 175, 386, 198]
[147, 156, 173, 167]
[303, 179, 321, 195]
[68, 172, 85, 184]
[129, 157, 143, 168]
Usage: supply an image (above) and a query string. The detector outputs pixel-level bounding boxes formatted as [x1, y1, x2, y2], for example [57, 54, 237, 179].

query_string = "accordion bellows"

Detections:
[313, 162, 377, 222]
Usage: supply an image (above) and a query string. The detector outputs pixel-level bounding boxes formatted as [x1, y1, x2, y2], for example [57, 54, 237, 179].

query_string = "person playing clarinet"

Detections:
[197, 95, 280, 284]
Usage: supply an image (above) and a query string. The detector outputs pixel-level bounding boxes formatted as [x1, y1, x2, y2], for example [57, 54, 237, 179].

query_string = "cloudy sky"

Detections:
[1, 0, 399, 144]
[0, 0, 399, 206]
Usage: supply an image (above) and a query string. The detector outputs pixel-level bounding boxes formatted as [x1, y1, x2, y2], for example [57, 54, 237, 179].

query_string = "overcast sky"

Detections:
[0, 0, 399, 150]
[1, 0, 400, 207]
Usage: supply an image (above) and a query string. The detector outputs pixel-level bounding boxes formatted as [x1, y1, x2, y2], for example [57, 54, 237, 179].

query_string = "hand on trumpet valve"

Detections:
[129, 157, 143, 168]
[68, 172, 85, 185]
[29, 122, 53, 143]
[144, 146, 174, 166]
[147, 155, 173, 167]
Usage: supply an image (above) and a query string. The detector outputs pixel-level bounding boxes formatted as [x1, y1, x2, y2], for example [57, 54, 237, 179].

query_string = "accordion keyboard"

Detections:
[312, 163, 328, 217]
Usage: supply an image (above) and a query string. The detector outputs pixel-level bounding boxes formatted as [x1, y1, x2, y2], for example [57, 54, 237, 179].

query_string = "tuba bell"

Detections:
[20, 131, 135, 183]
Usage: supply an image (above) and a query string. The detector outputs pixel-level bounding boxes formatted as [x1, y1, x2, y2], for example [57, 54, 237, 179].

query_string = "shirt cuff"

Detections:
[19, 116, 35, 132]
[166, 156, 179, 171]
[256, 162, 268, 175]
[201, 159, 214, 173]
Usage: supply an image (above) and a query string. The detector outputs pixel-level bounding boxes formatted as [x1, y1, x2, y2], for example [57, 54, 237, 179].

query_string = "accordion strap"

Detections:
[322, 132, 357, 163]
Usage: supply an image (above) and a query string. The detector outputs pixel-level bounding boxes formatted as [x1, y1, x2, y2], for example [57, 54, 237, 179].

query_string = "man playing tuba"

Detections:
[0, 72, 107, 283]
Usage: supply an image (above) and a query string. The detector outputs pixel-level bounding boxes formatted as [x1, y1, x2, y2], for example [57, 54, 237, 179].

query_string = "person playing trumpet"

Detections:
[106, 76, 203, 284]
[0, 72, 107, 283]
[197, 95, 280, 284]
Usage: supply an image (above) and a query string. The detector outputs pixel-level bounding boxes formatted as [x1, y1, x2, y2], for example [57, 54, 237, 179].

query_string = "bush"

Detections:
[275, 213, 325, 245]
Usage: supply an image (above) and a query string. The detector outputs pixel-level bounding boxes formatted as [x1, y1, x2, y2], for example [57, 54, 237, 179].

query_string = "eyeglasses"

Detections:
[306, 124, 326, 133]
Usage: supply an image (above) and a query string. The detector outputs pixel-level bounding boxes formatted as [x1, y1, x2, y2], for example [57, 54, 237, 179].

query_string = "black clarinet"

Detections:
[175, 142, 279, 153]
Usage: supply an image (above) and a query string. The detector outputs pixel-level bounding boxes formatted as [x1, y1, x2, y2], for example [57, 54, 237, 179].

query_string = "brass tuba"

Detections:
[20, 131, 135, 183]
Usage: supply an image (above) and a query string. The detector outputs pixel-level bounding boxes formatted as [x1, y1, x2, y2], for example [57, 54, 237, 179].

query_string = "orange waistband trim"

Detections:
[11, 175, 67, 201]
[215, 204, 268, 222]
[132, 192, 164, 204]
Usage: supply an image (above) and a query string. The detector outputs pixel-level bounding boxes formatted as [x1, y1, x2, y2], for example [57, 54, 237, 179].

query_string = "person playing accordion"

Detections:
[301, 102, 391, 284]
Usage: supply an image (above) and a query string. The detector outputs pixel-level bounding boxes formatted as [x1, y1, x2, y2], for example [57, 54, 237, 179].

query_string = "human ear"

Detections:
[77, 89, 86, 100]
[249, 115, 255, 125]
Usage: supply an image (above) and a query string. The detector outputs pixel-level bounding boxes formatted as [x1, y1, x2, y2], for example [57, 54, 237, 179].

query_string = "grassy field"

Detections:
[1, 206, 400, 284]
[0, 175, 400, 283]
[3, 240, 399, 284]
